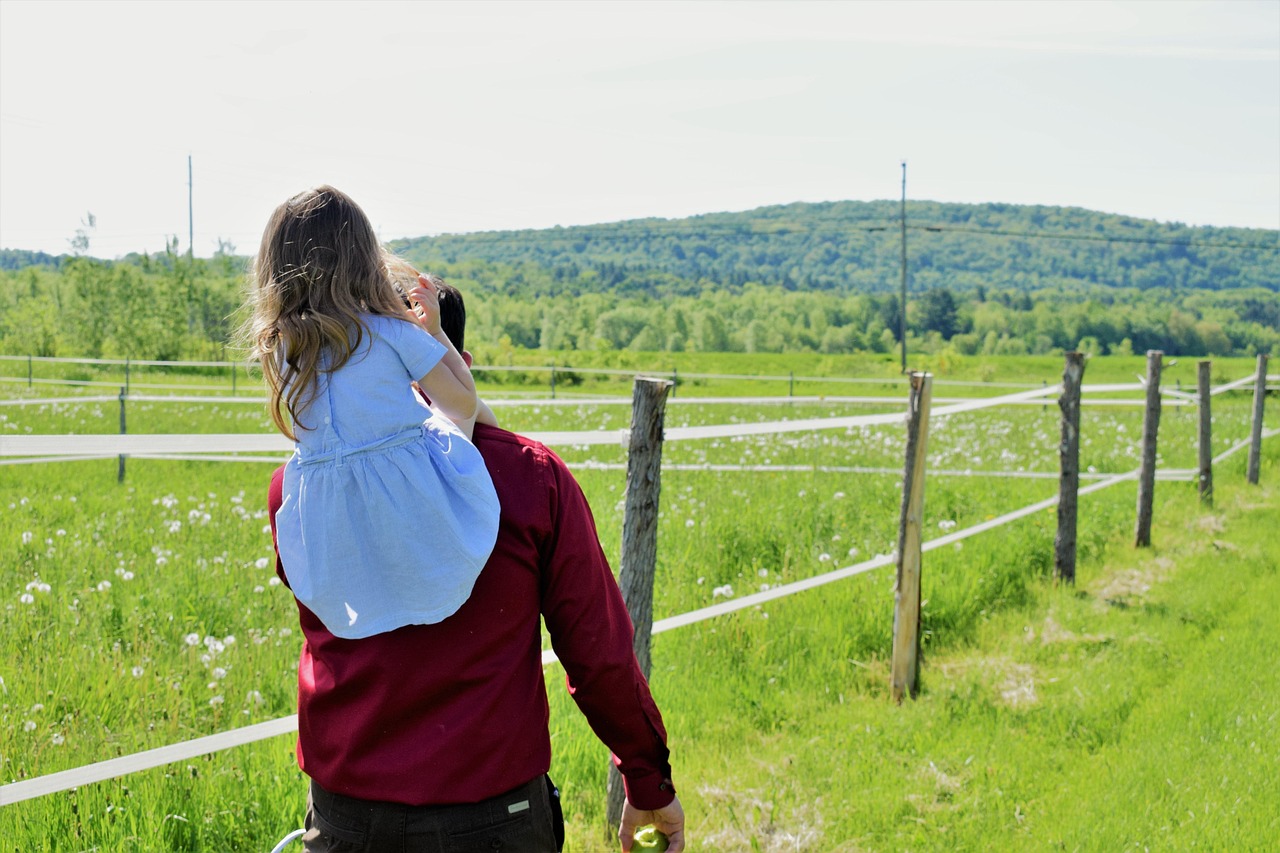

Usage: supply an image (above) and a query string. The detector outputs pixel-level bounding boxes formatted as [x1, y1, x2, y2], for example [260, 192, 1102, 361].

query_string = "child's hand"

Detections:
[407, 274, 443, 335]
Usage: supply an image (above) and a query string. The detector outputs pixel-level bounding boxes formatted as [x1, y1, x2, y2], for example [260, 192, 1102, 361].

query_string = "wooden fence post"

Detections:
[550, 361, 556, 399]
[117, 387, 127, 484]
[1134, 350, 1163, 547]
[1247, 353, 1269, 486]
[124, 358, 131, 395]
[891, 372, 933, 703]
[28, 355, 33, 389]
[605, 376, 673, 833]
[1198, 360, 1213, 507]
[1054, 353, 1085, 583]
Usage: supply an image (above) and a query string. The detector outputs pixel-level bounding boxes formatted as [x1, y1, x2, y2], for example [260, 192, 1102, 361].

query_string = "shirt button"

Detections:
[323, 417, 331, 424]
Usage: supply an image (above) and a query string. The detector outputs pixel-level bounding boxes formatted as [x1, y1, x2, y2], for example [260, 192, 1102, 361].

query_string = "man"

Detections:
[268, 277, 686, 852]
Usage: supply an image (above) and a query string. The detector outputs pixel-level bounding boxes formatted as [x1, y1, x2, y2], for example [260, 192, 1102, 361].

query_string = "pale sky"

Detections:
[1, 0, 1277, 259]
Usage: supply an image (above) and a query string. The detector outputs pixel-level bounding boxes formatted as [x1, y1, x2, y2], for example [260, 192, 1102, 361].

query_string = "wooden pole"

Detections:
[605, 376, 673, 832]
[891, 372, 932, 703]
[1054, 353, 1085, 583]
[117, 387, 127, 484]
[1134, 350, 1163, 547]
[1198, 361, 1213, 507]
[1247, 353, 1268, 486]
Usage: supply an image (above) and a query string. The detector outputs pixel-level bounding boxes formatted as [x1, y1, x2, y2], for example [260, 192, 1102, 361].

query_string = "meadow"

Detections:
[0, 353, 1275, 851]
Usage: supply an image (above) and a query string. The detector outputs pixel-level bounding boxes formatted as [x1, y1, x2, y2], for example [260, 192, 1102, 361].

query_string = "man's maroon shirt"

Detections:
[269, 423, 675, 808]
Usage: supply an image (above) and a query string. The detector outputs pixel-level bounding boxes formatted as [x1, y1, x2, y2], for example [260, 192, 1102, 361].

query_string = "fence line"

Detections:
[6, 351, 1276, 399]
[0, 371, 1273, 806]
[2, 373, 1260, 459]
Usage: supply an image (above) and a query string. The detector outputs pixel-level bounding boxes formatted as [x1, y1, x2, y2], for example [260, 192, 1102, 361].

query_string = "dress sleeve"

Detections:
[378, 315, 446, 380]
[537, 447, 676, 810]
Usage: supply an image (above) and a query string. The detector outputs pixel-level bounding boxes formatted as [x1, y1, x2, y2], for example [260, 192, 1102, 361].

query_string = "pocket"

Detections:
[444, 811, 537, 852]
[306, 786, 370, 850]
[443, 785, 559, 853]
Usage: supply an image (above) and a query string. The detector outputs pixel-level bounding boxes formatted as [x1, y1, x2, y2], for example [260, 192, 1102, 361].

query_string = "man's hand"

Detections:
[619, 796, 685, 852]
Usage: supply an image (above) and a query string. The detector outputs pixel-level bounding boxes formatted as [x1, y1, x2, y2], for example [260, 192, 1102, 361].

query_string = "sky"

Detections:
[1, 0, 1277, 260]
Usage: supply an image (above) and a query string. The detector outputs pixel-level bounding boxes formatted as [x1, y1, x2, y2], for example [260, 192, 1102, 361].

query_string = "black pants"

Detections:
[304, 775, 564, 852]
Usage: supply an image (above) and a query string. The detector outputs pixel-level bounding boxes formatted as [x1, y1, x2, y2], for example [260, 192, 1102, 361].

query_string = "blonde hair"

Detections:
[244, 185, 409, 439]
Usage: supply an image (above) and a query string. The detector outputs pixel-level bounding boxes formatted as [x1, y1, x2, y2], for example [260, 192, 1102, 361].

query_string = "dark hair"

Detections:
[436, 281, 466, 353]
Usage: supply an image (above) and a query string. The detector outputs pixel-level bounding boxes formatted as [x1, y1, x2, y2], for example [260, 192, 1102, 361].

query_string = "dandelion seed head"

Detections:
[131, 666, 145, 677]
[21, 532, 33, 544]
[254, 558, 270, 570]
[19, 593, 34, 604]
[97, 580, 111, 592]
[184, 633, 200, 646]
[209, 695, 224, 707]
[23, 720, 36, 732]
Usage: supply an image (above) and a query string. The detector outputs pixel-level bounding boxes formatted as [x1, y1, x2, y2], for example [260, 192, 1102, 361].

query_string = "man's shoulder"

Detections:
[473, 423, 553, 456]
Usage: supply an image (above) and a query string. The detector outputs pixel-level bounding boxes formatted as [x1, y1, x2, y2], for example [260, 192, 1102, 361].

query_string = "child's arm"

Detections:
[475, 398, 498, 428]
[408, 276, 479, 437]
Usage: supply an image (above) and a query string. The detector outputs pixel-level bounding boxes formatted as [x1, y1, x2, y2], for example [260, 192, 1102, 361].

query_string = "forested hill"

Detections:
[1, 200, 1276, 361]
[389, 200, 1278, 298]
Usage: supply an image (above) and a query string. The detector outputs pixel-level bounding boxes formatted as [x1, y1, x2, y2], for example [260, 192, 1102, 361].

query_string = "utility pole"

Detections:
[188, 154, 194, 260]
[899, 160, 908, 373]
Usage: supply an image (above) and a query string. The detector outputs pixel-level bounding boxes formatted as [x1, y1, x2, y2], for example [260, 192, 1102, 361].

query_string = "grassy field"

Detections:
[0, 353, 1275, 850]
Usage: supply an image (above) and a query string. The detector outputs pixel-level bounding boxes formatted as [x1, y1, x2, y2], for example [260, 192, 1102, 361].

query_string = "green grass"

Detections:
[0, 355, 1275, 851]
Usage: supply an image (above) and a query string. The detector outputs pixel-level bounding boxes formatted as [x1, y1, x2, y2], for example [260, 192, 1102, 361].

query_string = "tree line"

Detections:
[0, 200, 1275, 361]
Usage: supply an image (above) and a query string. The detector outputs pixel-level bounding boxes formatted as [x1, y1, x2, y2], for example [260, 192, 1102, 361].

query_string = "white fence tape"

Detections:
[0, 716, 299, 806]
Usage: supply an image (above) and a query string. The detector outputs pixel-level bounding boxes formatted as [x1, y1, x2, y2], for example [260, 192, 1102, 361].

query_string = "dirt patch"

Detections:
[697, 784, 825, 852]
[1092, 556, 1174, 610]
[1034, 614, 1111, 647]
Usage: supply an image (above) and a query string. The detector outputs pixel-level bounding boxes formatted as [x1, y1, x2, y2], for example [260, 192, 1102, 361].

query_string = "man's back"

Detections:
[269, 423, 673, 807]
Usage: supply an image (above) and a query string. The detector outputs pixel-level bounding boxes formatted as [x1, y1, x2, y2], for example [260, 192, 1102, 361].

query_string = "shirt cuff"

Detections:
[619, 764, 676, 811]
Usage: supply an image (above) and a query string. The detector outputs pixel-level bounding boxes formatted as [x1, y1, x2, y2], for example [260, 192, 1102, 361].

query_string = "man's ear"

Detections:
[462, 350, 473, 368]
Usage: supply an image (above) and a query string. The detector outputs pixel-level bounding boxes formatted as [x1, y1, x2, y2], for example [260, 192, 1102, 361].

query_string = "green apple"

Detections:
[634, 825, 669, 852]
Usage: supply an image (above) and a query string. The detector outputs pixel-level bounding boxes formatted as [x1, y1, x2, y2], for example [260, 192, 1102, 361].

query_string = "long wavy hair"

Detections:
[243, 186, 408, 439]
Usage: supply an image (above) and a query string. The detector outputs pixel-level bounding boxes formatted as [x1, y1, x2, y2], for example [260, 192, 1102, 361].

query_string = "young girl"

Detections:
[244, 185, 499, 639]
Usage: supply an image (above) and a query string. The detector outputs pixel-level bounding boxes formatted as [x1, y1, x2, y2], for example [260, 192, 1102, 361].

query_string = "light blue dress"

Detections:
[274, 314, 500, 639]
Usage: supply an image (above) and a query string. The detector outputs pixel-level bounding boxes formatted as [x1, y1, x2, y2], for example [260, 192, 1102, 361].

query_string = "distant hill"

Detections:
[2, 200, 1275, 360]
[0, 248, 62, 271]
[390, 200, 1278, 298]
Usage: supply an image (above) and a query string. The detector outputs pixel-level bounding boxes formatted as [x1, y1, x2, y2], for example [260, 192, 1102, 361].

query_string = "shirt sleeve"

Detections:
[537, 447, 676, 810]
[378, 315, 446, 381]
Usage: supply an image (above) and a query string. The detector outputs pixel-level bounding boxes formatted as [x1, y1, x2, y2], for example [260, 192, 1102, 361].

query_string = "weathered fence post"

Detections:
[891, 371, 933, 703]
[1198, 361, 1213, 506]
[117, 386, 127, 484]
[1247, 353, 1269, 486]
[671, 368, 677, 399]
[550, 361, 556, 399]
[605, 376, 673, 833]
[1055, 353, 1085, 583]
[1134, 350, 1163, 547]
[28, 355, 33, 389]
[124, 357, 131, 395]
[789, 371, 795, 397]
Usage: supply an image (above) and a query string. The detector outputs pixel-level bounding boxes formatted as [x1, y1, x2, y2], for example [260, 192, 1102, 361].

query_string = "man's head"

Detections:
[436, 280, 468, 364]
